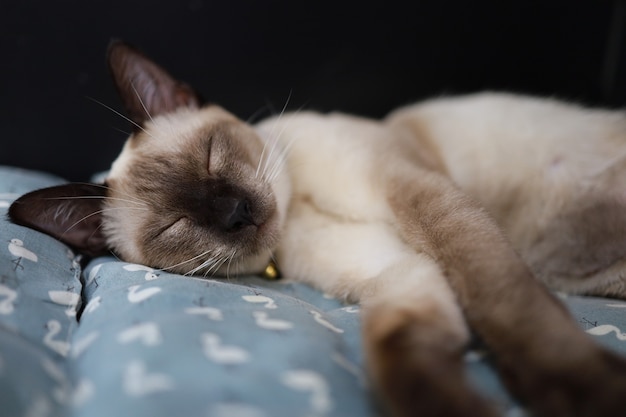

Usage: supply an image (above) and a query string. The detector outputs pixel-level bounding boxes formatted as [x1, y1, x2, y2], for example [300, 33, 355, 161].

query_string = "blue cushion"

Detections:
[1, 165, 625, 417]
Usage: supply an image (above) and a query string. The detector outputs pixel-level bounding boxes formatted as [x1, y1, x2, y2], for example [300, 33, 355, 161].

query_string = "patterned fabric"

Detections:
[1, 165, 625, 417]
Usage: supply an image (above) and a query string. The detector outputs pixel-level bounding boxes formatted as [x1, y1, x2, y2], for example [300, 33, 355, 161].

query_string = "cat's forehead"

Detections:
[109, 105, 260, 178]
[135, 105, 239, 149]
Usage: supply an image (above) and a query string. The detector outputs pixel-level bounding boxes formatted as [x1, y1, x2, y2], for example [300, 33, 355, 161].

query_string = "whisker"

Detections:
[264, 98, 277, 116]
[231, 256, 242, 283]
[112, 127, 132, 136]
[215, 254, 232, 276]
[102, 196, 148, 207]
[130, 82, 155, 124]
[269, 250, 279, 266]
[279, 89, 293, 118]
[256, 91, 292, 179]
[76, 182, 151, 208]
[261, 102, 307, 184]
[260, 90, 293, 179]
[256, 134, 270, 179]
[159, 250, 214, 273]
[264, 115, 303, 184]
[202, 262, 214, 278]
[86, 96, 155, 139]
[204, 256, 225, 277]
[186, 263, 205, 276]
[260, 129, 284, 181]
[225, 249, 237, 279]
[60, 206, 149, 237]
[246, 104, 271, 124]
[44, 195, 147, 208]
[256, 129, 282, 180]
[188, 255, 222, 277]
[197, 252, 231, 278]
[108, 251, 124, 262]
[129, 82, 177, 138]
[265, 140, 289, 184]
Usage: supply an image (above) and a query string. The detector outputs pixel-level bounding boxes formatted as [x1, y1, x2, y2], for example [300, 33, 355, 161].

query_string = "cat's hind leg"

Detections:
[388, 169, 626, 417]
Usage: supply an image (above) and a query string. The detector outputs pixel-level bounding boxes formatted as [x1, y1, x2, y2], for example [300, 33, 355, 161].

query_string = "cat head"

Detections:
[9, 41, 291, 276]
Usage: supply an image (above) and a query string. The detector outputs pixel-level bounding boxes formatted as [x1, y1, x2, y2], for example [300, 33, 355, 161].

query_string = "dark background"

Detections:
[2, 0, 626, 181]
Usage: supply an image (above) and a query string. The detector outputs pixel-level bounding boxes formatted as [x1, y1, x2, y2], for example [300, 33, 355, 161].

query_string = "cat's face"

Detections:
[103, 106, 290, 275]
[8, 41, 290, 277]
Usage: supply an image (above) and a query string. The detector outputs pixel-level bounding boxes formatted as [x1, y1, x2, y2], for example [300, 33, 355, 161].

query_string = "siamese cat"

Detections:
[9, 41, 626, 417]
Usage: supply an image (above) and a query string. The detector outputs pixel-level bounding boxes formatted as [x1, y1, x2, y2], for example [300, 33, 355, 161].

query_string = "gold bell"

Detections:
[261, 259, 281, 280]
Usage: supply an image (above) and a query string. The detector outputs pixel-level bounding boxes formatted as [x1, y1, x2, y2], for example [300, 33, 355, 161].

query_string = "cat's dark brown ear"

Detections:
[8, 184, 109, 257]
[107, 39, 202, 130]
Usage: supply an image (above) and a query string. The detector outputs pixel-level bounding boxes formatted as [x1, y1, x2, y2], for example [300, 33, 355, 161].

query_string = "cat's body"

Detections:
[263, 92, 626, 300]
[9, 42, 626, 416]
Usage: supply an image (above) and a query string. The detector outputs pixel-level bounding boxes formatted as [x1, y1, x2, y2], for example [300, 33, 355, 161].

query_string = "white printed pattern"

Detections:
[48, 290, 81, 317]
[242, 294, 277, 309]
[2, 233, 103, 408]
[83, 296, 102, 314]
[341, 306, 360, 313]
[123, 360, 175, 396]
[0, 193, 19, 208]
[123, 264, 159, 280]
[185, 306, 223, 320]
[464, 350, 488, 363]
[310, 310, 344, 334]
[282, 370, 333, 414]
[86, 263, 102, 285]
[117, 322, 162, 346]
[243, 294, 345, 333]
[202, 333, 250, 365]
[127, 285, 161, 303]
[8, 238, 38, 262]
[587, 324, 626, 341]
[208, 403, 267, 417]
[253, 311, 294, 330]
[0, 284, 17, 315]
[41, 358, 94, 406]
[22, 396, 52, 417]
[44, 320, 71, 357]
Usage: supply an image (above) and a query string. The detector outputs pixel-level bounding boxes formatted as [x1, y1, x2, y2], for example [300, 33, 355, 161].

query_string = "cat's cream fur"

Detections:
[9, 41, 626, 417]
[389, 93, 626, 297]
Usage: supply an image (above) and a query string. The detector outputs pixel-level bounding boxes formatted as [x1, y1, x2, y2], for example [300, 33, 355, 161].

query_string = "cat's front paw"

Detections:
[512, 348, 626, 417]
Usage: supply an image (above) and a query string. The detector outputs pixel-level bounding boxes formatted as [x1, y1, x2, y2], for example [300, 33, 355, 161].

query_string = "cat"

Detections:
[9, 40, 626, 417]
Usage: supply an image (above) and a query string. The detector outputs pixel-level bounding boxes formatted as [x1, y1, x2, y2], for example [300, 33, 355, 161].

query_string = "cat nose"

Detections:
[226, 198, 255, 230]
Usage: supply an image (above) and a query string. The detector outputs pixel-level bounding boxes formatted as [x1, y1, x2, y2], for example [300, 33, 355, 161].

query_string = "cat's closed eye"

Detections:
[158, 217, 188, 239]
